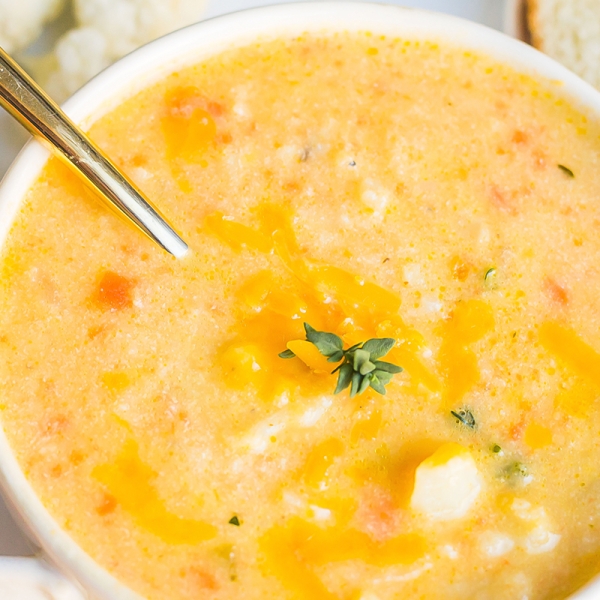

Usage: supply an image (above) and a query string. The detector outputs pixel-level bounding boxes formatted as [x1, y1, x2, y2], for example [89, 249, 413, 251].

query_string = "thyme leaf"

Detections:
[558, 164, 575, 178]
[361, 338, 396, 360]
[304, 323, 344, 357]
[334, 363, 354, 394]
[484, 267, 496, 281]
[279, 322, 402, 397]
[451, 408, 476, 430]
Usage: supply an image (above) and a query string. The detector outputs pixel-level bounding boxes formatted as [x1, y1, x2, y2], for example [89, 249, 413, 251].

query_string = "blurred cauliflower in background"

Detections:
[46, 0, 208, 100]
[0, 0, 65, 52]
[2, 0, 208, 102]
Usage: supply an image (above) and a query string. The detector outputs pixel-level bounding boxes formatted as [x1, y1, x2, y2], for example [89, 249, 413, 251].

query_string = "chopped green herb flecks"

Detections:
[499, 461, 531, 486]
[492, 444, 503, 454]
[279, 322, 402, 397]
[558, 164, 575, 178]
[451, 408, 476, 430]
[229, 516, 240, 526]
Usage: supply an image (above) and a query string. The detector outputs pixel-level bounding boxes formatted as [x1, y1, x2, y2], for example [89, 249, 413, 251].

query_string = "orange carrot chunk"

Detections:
[94, 271, 135, 310]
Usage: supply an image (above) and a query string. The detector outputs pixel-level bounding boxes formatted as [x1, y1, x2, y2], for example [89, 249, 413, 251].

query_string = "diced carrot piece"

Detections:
[94, 271, 135, 310]
[356, 484, 400, 541]
[544, 278, 569, 305]
[187, 567, 219, 591]
[96, 493, 117, 516]
[69, 451, 85, 466]
[490, 185, 517, 215]
[512, 130, 528, 144]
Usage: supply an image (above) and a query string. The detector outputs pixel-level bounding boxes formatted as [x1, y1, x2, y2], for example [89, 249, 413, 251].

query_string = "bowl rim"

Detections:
[1, 2, 600, 598]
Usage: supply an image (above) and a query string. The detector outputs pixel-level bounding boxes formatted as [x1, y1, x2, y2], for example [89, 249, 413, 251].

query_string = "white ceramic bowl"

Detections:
[1, 3, 600, 598]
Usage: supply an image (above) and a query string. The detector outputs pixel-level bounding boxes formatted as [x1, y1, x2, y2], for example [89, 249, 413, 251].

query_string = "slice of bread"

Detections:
[528, 0, 600, 89]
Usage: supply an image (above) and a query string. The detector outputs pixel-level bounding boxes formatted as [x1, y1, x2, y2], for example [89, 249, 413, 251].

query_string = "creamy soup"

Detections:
[1, 32, 600, 600]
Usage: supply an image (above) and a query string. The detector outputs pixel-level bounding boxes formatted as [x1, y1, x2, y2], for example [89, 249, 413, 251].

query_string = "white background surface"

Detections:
[0, 0, 509, 557]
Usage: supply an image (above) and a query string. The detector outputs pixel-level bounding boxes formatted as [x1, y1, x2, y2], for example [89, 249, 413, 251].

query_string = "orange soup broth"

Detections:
[0, 33, 600, 600]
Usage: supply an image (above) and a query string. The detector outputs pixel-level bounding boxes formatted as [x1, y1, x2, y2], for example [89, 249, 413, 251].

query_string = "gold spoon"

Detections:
[0, 47, 188, 259]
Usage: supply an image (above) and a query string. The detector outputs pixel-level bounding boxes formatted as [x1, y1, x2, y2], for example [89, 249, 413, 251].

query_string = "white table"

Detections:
[0, 0, 508, 558]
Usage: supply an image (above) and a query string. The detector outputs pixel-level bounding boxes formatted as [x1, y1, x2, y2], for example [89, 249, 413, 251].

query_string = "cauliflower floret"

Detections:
[74, 0, 206, 57]
[45, 28, 109, 101]
[410, 442, 482, 521]
[510, 498, 562, 555]
[0, 0, 64, 53]
[479, 531, 515, 557]
[39, 0, 208, 101]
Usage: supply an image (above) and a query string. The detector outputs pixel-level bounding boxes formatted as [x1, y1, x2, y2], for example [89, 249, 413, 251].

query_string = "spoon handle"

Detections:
[0, 47, 188, 259]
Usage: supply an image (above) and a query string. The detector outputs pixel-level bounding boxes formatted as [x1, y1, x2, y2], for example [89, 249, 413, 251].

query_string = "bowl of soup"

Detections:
[1, 3, 600, 599]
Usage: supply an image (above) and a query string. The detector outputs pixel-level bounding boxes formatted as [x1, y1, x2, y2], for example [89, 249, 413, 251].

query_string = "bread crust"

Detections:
[527, 0, 543, 50]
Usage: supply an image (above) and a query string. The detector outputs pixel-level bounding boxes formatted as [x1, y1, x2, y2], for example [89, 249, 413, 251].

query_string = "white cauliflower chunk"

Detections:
[511, 498, 561, 555]
[360, 178, 390, 218]
[410, 443, 482, 521]
[45, 28, 109, 101]
[299, 397, 332, 427]
[41, 0, 208, 100]
[242, 419, 286, 455]
[479, 531, 515, 557]
[523, 526, 561, 555]
[75, 0, 205, 57]
[361, 188, 388, 213]
[0, 0, 64, 52]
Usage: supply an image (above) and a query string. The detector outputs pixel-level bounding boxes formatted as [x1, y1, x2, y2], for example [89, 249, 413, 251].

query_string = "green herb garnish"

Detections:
[279, 322, 402, 397]
[229, 516, 240, 526]
[492, 444, 503, 454]
[451, 408, 476, 430]
[500, 461, 530, 485]
[558, 164, 575, 178]
[484, 267, 496, 281]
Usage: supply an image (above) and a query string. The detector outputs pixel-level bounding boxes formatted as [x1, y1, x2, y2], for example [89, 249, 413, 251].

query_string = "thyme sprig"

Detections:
[451, 408, 476, 430]
[279, 323, 402, 397]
